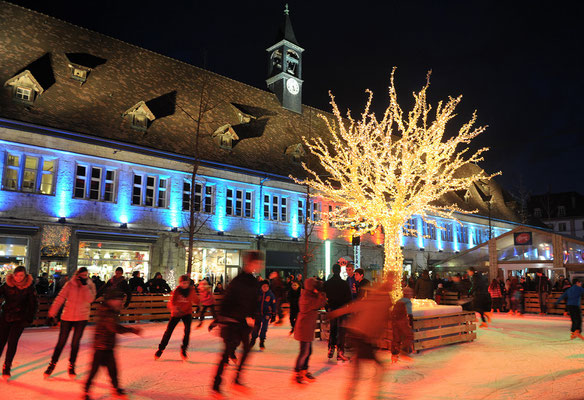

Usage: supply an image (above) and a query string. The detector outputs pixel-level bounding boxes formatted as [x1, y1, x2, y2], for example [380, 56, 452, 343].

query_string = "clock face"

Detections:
[286, 78, 300, 95]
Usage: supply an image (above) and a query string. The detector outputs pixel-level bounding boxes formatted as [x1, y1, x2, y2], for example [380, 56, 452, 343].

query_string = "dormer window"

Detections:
[464, 190, 471, 203]
[4, 70, 44, 104]
[213, 124, 239, 150]
[70, 66, 89, 82]
[122, 101, 155, 132]
[285, 143, 306, 163]
[15, 87, 33, 101]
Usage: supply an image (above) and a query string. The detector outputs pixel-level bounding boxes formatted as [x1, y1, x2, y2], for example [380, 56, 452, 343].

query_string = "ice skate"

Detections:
[180, 346, 188, 361]
[154, 349, 163, 360]
[391, 354, 399, 363]
[232, 379, 251, 394]
[485, 312, 492, 323]
[479, 322, 488, 328]
[43, 362, 56, 379]
[337, 351, 350, 362]
[259, 339, 266, 350]
[399, 351, 414, 362]
[293, 370, 306, 384]
[303, 371, 316, 382]
[574, 330, 584, 340]
[112, 388, 129, 400]
[68, 363, 77, 379]
[327, 346, 335, 359]
[2, 363, 11, 380]
[571, 331, 577, 339]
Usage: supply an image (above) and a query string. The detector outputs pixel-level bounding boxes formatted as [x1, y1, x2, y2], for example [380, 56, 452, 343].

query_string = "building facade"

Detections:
[528, 192, 584, 239]
[0, 2, 520, 285]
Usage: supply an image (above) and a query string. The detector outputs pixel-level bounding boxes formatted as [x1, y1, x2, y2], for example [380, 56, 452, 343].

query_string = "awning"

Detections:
[0, 223, 40, 236]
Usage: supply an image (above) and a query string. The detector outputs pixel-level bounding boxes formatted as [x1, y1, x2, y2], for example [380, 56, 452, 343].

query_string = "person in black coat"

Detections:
[324, 264, 352, 361]
[96, 267, 132, 308]
[147, 272, 171, 294]
[212, 250, 262, 395]
[287, 281, 301, 334]
[36, 273, 50, 295]
[269, 271, 285, 324]
[0, 266, 38, 379]
[354, 268, 371, 299]
[468, 267, 492, 327]
[128, 271, 147, 294]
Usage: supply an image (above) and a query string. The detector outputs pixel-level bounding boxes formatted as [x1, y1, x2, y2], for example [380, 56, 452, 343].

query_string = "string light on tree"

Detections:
[292, 68, 499, 302]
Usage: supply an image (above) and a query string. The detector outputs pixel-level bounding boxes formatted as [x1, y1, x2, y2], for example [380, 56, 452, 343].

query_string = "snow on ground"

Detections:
[3, 313, 584, 400]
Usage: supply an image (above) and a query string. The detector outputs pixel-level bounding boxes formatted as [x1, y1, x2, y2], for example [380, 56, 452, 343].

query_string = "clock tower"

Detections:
[266, 4, 304, 114]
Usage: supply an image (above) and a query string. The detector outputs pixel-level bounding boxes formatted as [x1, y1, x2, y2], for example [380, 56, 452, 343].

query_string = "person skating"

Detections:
[250, 280, 276, 350]
[467, 267, 492, 327]
[269, 271, 285, 324]
[155, 274, 199, 360]
[323, 264, 352, 361]
[83, 289, 141, 400]
[0, 266, 37, 379]
[287, 281, 301, 334]
[96, 267, 132, 308]
[44, 267, 96, 379]
[535, 271, 551, 315]
[197, 279, 216, 328]
[391, 285, 414, 363]
[211, 250, 262, 396]
[327, 279, 393, 399]
[293, 277, 327, 384]
[555, 279, 584, 339]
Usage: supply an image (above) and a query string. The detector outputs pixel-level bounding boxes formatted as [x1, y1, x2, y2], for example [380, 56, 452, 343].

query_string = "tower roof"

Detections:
[276, 4, 300, 46]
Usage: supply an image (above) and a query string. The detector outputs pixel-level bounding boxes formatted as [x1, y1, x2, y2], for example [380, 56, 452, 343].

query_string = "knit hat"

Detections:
[260, 280, 270, 287]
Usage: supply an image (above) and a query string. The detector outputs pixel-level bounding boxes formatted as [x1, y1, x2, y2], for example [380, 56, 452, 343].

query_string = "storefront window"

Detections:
[0, 236, 28, 277]
[187, 248, 241, 286]
[78, 241, 150, 281]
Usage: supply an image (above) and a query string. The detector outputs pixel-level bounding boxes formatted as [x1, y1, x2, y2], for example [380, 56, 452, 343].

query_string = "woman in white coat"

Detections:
[44, 267, 96, 378]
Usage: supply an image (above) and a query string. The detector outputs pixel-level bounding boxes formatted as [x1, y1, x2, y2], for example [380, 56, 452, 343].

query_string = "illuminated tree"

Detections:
[292, 69, 497, 301]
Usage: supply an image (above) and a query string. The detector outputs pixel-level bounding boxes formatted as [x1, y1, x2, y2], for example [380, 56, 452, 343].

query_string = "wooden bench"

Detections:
[31, 293, 225, 327]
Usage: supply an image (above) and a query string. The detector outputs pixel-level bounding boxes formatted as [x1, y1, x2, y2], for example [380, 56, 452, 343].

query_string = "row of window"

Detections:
[402, 218, 490, 246]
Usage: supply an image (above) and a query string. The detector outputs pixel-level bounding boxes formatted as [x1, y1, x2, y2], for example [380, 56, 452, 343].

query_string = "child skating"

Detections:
[155, 274, 199, 360]
[250, 280, 276, 350]
[84, 289, 141, 400]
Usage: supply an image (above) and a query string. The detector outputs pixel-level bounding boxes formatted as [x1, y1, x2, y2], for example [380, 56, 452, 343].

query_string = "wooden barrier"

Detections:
[523, 291, 574, 315]
[31, 293, 225, 327]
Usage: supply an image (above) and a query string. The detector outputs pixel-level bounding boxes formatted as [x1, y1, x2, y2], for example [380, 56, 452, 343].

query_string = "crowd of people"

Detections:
[1, 259, 582, 399]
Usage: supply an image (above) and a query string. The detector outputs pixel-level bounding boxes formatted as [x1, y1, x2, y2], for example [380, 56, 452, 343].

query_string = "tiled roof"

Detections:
[0, 1, 518, 223]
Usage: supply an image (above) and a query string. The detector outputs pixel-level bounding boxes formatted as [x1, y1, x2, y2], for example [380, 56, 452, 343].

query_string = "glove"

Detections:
[47, 317, 57, 326]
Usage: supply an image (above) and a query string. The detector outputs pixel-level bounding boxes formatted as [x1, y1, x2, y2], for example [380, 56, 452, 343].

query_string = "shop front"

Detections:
[0, 235, 29, 276]
[76, 230, 157, 281]
[185, 239, 250, 287]
[39, 225, 72, 278]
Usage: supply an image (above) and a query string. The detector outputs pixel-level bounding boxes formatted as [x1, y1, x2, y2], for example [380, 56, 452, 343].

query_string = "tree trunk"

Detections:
[382, 223, 404, 302]
[186, 160, 199, 276]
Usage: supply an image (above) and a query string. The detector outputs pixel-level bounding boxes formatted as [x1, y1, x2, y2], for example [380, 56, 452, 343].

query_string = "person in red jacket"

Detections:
[83, 289, 141, 400]
[155, 274, 199, 360]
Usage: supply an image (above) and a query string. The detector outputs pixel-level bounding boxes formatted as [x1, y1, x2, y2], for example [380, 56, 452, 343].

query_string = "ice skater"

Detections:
[212, 250, 262, 396]
[467, 267, 492, 327]
[0, 266, 37, 379]
[250, 280, 276, 350]
[555, 278, 584, 339]
[196, 279, 216, 328]
[287, 280, 301, 334]
[155, 274, 199, 360]
[44, 267, 96, 379]
[327, 279, 393, 399]
[324, 263, 352, 361]
[293, 277, 327, 384]
[84, 289, 141, 400]
[391, 283, 414, 363]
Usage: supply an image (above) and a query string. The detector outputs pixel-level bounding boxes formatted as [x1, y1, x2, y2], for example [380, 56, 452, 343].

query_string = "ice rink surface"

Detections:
[2, 313, 584, 399]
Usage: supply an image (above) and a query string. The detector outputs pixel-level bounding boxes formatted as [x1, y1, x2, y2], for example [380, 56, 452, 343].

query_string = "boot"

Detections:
[294, 370, 305, 384]
[181, 346, 188, 361]
[2, 363, 10, 380]
[44, 361, 56, 378]
[154, 349, 163, 360]
[259, 339, 265, 350]
[303, 371, 316, 382]
[327, 346, 335, 359]
[68, 363, 76, 378]
[337, 350, 350, 362]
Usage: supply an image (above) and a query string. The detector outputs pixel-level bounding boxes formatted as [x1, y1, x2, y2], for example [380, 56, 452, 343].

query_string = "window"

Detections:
[311, 201, 321, 222]
[558, 206, 566, 217]
[298, 199, 305, 224]
[183, 180, 191, 211]
[226, 188, 253, 217]
[131, 174, 168, 208]
[441, 223, 454, 242]
[456, 225, 469, 244]
[74, 164, 116, 201]
[533, 208, 542, 218]
[2, 153, 56, 195]
[133, 114, 148, 130]
[73, 68, 87, 79]
[186, 182, 216, 213]
[15, 87, 32, 101]
[263, 194, 287, 222]
[423, 221, 436, 240]
[403, 218, 416, 236]
[558, 223, 567, 232]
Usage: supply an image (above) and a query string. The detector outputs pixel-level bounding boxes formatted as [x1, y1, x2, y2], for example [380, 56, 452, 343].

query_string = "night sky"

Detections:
[8, 1, 584, 196]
